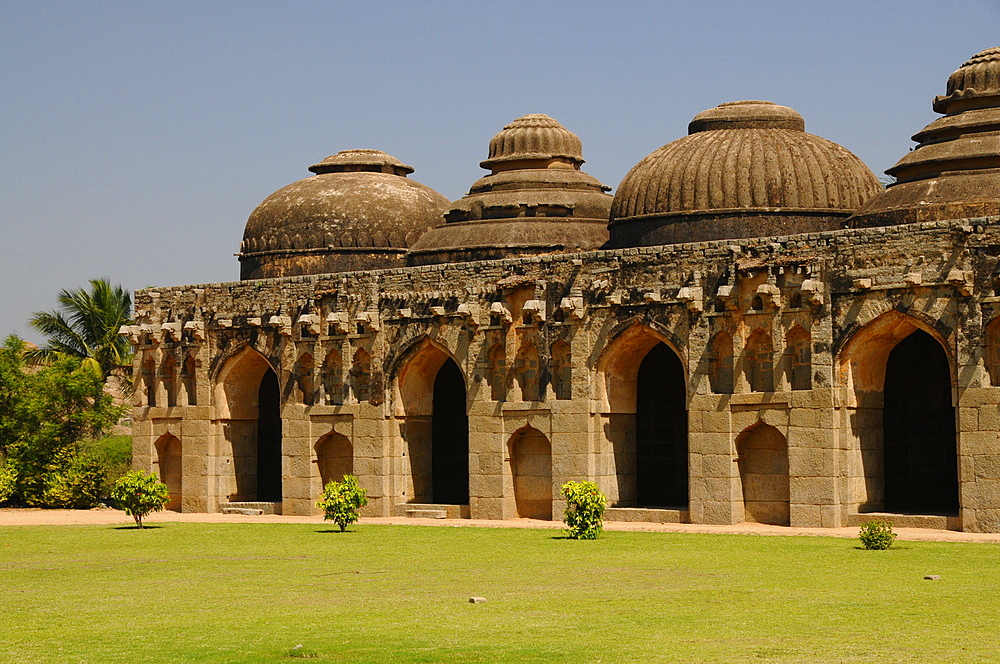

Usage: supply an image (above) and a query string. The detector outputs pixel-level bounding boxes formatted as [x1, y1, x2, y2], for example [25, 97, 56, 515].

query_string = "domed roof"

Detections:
[406, 115, 611, 266]
[851, 48, 1000, 227]
[239, 150, 450, 280]
[608, 100, 881, 248]
[480, 114, 584, 170]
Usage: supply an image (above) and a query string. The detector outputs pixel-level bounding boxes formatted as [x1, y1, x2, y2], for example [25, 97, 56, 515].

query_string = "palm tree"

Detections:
[28, 278, 133, 382]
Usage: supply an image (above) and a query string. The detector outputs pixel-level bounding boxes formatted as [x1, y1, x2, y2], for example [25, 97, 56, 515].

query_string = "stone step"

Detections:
[847, 512, 960, 530]
[405, 509, 447, 519]
[393, 503, 470, 519]
[223, 507, 264, 516]
[219, 501, 282, 515]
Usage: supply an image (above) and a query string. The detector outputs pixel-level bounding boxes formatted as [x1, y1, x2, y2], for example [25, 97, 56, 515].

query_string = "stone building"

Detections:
[126, 48, 1000, 531]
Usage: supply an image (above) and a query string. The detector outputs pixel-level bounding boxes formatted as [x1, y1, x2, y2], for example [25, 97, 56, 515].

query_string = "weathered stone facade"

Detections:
[127, 48, 1000, 532]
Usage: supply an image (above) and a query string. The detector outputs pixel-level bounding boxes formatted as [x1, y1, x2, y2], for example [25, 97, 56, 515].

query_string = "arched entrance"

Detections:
[214, 347, 283, 503]
[154, 433, 182, 511]
[837, 311, 958, 516]
[256, 368, 282, 502]
[736, 423, 789, 525]
[636, 343, 688, 508]
[396, 340, 469, 506]
[432, 359, 469, 504]
[883, 330, 958, 513]
[508, 427, 552, 519]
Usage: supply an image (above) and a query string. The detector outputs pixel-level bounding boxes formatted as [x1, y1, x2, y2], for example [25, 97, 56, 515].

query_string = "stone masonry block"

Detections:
[789, 476, 836, 505]
[788, 447, 834, 477]
[978, 405, 1000, 432]
[699, 411, 731, 434]
[960, 431, 1000, 456]
[975, 455, 1000, 480]
[702, 454, 737, 479]
[688, 431, 732, 455]
[789, 503, 822, 528]
[788, 408, 834, 430]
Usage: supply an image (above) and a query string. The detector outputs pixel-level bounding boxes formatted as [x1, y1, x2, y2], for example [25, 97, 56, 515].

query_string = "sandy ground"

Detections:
[2, 507, 1000, 543]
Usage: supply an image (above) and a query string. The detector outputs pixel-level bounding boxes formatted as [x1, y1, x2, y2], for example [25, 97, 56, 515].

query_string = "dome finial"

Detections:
[479, 114, 584, 172]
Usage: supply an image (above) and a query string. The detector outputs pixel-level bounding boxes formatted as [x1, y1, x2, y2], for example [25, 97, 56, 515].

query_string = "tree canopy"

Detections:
[28, 278, 133, 381]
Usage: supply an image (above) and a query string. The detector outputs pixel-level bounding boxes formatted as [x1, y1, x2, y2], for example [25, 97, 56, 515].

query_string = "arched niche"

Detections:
[743, 329, 773, 393]
[550, 339, 572, 401]
[154, 433, 182, 511]
[735, 422, 789, 526]
[784, 325, 811, 391]
[315, 431, 352, 487]
[507, 426, 552, 520]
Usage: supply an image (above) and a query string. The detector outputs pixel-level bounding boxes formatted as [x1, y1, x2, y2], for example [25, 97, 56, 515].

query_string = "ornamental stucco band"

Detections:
[128, 48, 1000, 533]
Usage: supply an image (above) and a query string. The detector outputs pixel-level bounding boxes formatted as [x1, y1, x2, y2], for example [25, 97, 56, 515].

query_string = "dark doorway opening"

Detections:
[431, 359, 469, 504]
[635, 343, 688, 507]
[256, 368, 282, 502]
[883, 330, 957, 514]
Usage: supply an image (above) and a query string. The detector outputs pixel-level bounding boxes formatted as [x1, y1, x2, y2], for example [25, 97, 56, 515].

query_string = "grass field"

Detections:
[1, 523, 998, 663]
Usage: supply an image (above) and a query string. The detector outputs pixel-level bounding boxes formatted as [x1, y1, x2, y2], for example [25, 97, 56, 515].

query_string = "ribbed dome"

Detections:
[608, 101, 881, 248]
[851, 48, 1000, 227]
[480, 114, 584, 170]
[407, 115, 610, 266]
[934, 47, 1000, 113]
[239, 150, 450, 280]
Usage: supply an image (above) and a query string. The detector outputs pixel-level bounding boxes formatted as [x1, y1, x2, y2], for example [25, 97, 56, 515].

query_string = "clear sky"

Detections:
[2, 1, 998, 343]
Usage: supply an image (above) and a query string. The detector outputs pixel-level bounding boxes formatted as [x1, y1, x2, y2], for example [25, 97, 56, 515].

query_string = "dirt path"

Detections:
[3, 507, 1000, 543]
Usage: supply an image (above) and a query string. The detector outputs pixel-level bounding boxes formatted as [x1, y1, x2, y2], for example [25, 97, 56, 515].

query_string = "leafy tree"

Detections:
[317, 475, 368, 532]
[111, 471, 169, 528]
[561, 480, 608, 540]
[0, 335, 124, 507]
[28, 278, 133, 383]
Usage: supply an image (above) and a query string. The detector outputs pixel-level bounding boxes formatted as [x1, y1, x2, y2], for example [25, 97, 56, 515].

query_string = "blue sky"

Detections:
[2, 1, 998, 343]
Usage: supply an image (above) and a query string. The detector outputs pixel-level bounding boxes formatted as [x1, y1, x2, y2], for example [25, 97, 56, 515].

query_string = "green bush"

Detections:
[859, 520, 897, 550]
[78, 434, 133, 498]
[316, 475, 368, 532]
[38, 453, 104, 508]
[0, 460, 16, 505]
[110, 471, 169, 528]
[561, 480, 607, 539]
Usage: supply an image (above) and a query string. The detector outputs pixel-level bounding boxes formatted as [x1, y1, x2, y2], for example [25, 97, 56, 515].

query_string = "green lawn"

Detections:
[0, 523, 997, 663]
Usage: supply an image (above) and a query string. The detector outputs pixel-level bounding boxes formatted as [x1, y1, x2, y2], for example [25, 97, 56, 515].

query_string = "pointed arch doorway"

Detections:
[883, 330, 957, 514]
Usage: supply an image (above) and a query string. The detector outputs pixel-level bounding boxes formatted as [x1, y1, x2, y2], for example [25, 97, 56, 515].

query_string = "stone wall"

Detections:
[127, 215, 1000, 531]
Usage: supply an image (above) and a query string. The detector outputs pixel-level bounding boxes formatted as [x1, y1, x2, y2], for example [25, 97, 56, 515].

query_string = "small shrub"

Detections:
[0, 460, 16, 505]
[561, 480, 607, 539]
[317, 474, 368, 532]
[110, 471, 169, 528]
[859, 520, 896, 550]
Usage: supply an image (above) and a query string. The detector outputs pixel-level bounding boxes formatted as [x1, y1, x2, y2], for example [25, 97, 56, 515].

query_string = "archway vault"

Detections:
[597, 322, 687, 413]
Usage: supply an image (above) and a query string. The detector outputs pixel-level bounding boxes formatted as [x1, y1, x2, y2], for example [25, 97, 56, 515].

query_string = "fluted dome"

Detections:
[406, 115, 611, 266]
[851, 48, 1000, 227]
[608, 101, 881, 247]
[239, 150, 450, 279]
[480, 114, 584, 170]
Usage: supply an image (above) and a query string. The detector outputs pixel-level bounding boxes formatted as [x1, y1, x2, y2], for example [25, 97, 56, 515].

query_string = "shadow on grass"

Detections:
[112, 524, 165, 530]
[316, 528, 356, 534]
